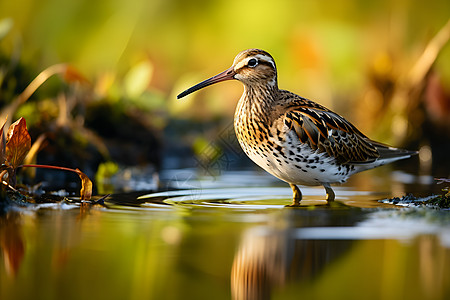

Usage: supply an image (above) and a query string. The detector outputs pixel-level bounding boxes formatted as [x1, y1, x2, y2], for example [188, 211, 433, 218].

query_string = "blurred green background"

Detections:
[0, 0, 449, 184]
[1, 3, 450, 299]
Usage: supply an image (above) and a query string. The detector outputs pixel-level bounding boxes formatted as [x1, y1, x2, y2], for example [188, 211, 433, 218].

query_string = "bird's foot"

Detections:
[286, 184, 302, 207]
[323, 183, 335, 204]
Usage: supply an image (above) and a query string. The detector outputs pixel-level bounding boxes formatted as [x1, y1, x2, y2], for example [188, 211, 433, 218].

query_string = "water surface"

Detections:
[1, 167, 449, 300]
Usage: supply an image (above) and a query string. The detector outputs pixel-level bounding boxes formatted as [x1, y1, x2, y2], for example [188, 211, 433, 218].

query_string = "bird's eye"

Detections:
[247, 58, 258, 67]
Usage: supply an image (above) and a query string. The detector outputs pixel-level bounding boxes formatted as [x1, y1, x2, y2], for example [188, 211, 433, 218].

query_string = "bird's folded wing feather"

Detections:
[283, 100, 380, 164]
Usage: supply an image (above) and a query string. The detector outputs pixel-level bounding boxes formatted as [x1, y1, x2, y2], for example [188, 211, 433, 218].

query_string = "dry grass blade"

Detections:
[408, 19, 450, 87]
[0, 64, 88, 130]
[23, 133, 46, 165]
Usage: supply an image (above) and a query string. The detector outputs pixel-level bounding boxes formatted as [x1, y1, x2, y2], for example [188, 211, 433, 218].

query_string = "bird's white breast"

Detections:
[236, 121, 355, 186]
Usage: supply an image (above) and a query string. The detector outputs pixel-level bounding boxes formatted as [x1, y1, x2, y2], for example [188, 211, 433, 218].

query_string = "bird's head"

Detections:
[177, 49, 278, 99]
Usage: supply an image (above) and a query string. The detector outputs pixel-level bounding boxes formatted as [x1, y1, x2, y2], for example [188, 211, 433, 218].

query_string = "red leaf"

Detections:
[5, 118, 31, 169]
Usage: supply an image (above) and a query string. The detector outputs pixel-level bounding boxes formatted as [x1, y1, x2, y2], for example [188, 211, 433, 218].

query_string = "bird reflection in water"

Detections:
[231, 210, 354, 300]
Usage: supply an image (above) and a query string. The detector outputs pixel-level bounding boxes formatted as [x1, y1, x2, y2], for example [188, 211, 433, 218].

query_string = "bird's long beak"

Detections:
[177, 67, 235, 99]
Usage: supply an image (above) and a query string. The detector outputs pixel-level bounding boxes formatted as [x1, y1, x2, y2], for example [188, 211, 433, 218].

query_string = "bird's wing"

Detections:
[282, 97, 380, 164]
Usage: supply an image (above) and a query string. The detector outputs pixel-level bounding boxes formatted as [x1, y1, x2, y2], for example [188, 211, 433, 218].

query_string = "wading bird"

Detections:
[178, 49, 416, 205]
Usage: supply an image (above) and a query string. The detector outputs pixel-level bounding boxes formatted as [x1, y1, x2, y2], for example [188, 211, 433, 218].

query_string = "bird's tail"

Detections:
[374, 141, 418, 163]
[352, 141, 417, 171]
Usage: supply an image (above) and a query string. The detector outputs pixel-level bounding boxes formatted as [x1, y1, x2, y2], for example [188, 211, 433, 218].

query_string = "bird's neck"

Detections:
[241, 84, 278, 117]
[234, 84, 278, 138]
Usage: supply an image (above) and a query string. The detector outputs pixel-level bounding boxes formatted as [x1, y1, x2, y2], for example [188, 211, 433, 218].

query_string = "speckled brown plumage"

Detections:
[178, 49, 416, 204]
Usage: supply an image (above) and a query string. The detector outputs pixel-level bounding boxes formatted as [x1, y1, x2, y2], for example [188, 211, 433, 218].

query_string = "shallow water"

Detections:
[1, 166, 449, 300]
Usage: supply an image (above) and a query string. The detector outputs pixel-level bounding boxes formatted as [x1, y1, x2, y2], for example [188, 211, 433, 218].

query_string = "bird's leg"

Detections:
[323, 183, 335, 202]
[290, 184, 302, 206]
